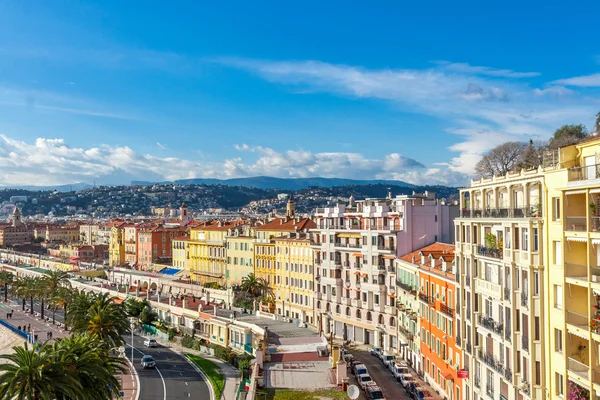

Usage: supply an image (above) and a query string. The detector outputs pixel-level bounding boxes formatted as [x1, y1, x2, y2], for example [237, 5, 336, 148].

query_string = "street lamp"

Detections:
[128, 317, 136, 363]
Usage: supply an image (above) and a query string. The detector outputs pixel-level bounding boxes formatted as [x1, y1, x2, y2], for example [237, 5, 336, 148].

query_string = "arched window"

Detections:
[326, 302, 331, 312]
[336, 305, 341, 314]
[346, 307, 351, 316]
[366, 312, 372, 321]
[317, 301, 321, 309]
[356, 309, 362, 319]
[390, 317, 396, 327]
[378, 314, 384, 325]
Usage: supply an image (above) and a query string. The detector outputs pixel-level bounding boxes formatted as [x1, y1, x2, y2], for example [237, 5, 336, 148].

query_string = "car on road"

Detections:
[352, 363, 368, 376]
[357, 374, 375, 392]
[140, 355, 156, 368]
[381, 354, 396, 369]
[365, 385, 386, 399]
[370, 347, 383, 359]
[144, 338, 157, 347]
[399, 376, 417, 391]
[391, 362, 413, 381]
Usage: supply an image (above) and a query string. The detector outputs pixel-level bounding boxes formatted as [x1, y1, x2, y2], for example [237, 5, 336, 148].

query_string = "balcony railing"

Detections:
[335, 241, 361, 249]
[521, 380, 531, 396]
[477, 349, 504, 374]
[568, 164, 600, 181]
[566, 216, 588, 232]
[478, 314, 503, 336]
[466, 342, 472, 354]
[521, 292, 529, 308]
[505, 326, 511, 342]
[419, 293, 435, 305]
[474, 377, 481, 389]
[396, 280, 417, 293]
[456, 335, 462, 346]
[521, 334, 529, 352]
[477, 246, 502, 259]
[486, 383, 494, 398]
[504, 367, 512, 383]
[567, 357, 589, 381]
[353, 262, 362, 269]
[440, 303, 454, 318]
[460, 207, 542, 218]
[504, 287, 511, 301]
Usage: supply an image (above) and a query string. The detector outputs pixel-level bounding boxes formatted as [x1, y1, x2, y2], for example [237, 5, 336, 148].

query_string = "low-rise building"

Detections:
[0, 208, 31, 247]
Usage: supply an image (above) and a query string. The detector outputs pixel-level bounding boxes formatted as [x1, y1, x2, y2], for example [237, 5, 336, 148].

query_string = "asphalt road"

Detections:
[11, 296, 212, 400]
[127, 334, 211, 400]
[350, 350, 411, 400]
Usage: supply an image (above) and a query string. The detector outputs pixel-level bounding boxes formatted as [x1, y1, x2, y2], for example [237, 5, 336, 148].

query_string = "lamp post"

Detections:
[128, 317, 136, 363]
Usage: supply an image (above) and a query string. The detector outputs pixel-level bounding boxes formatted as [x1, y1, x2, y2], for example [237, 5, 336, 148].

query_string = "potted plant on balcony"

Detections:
[568, 380, 590, 400]
[485, 233, 497, 249]
[531, 202, 541, 217]
[590, 318, 600, 334]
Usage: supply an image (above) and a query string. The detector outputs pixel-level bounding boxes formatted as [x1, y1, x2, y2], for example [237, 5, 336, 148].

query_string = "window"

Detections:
[555, 285, 563, 310]
[555, 329, 563, 352]
[533, 271, 539, 296]
[533, 228, 538, 251]
[553, 197, 561, 221]
[522, 228, 529, 251]
[553, 241, 562, 265]
[556, 373, 564, 396]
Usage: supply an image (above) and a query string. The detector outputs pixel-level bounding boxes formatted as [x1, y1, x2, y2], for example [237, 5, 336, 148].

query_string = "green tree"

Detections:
[596, 111, 600, 133]
[67, 292, 129, 349]
[123, 297, 149, 318]
[548, 124, 589, 149]
[0, 270, 13, 302]
[475, 141, 527, 178]
[139, 306, 158, 325]
[50, 287, 76, 326]
[0, 343, 82, 400]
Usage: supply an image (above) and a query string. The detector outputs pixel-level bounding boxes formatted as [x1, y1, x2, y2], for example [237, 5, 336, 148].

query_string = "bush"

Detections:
[167, 328, 178, 341]
[181, 334, 196, 349]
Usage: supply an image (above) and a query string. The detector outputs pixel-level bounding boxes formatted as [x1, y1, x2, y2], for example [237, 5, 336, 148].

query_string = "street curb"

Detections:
[182, 353, 216, 400]
[124, 356, 141, 400]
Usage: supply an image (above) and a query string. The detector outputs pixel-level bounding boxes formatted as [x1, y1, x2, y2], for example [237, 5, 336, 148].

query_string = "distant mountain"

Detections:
[131, 176, 417, 190]
[0, 182, 94, 192]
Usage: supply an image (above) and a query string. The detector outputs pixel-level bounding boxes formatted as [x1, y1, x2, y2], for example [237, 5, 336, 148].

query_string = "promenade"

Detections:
[0, 299, 139, 400]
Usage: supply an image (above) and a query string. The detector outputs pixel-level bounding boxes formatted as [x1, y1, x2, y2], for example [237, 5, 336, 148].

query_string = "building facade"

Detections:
[312, 192, 458, 350]
[137, 226, 187, 269]
[108, 223, 127, 267]
[0, 208, 31, 247]
[544, 138, 600, 400]
[172, 238, 189, 270]
[455, 169, 545, 400]
[395, 256, 421, 371]
[274, 234, 315, 325]
[225, 233, 254, 286]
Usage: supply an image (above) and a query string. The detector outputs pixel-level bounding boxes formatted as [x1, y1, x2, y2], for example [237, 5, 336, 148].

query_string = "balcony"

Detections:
[398, 325, 414, 341]
[466, 342, 472, 354]
[568, 164, 600, 181]
[566, 216, 587, 232]
[334, 241, 361, 249]
[477, 246, 502, 259]
[419, 293, 435, 305]
[460, 207, 542, 218]
[486, 383, 494, 398]
[478, 314, 503, 336]
[353, 262, 362, 269]
[477, 349, 504, 374]
[440, 303, 454, 318]
[505, 327, 511, 342]
[474, 278, 502, 299]
[377, 244, 395, 251]
[521, 381, 531, 396]
[474, 377, 481, 389]
[504, 367, 512, 383]
[521, 334, 529, 352]
[566, 310, 589, 331]
[344, 279, 351, 288]
[521, 292, 529, 308]
[456, 335, 462, 346]
[396, 280, 417, 293]
[568, 357, 590, 381]
[504, 287, 511, 301]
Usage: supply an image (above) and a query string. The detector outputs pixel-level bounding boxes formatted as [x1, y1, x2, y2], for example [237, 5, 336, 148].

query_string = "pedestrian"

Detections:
[49, 331, 52, 339]
[27, 324, 30, 332]
[17, 325, 21, 331]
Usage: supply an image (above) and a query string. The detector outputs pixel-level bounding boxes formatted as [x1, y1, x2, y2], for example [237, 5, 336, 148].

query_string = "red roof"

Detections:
[255, 217, 315, 232]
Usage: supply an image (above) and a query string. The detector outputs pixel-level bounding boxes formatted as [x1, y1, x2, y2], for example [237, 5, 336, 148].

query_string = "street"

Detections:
[349, 350, 411, 400]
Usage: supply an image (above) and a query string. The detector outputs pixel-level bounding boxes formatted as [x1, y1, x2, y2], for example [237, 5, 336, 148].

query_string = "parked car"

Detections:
[391, 362, 413, 382]
[399, 376, 417, 390]
[357, 374, 375, 391]
[365, 385, 386, 399]
[140, 355, 156, 368]
[381, 354, 396, 368]
[353, 363, 368, 377]
[341, 348, 353, 362]
[144, 338, 157, 347]
[370, 347, 383, 358]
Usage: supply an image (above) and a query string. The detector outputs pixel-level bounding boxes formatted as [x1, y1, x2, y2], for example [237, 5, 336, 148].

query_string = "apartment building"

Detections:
[455, 169, 545, 400]
[0, 208, 31, 247]
[35, 225, 80, 243]
[172, 237, 189, 270]
[274, 233, 315, 325]
[225, 230, 255, 286]
[395, 255, 421, 370]
[399, 243, 463, 400]
[189, 221, 246, 286]
[109, 222, 128, 267]
[544, 137, 600, 400]
[124, 224, 140, 267]
[312, 192, 457, 350]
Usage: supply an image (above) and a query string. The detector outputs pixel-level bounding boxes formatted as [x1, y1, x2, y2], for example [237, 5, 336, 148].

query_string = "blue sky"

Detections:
[0, 0, 599, 186]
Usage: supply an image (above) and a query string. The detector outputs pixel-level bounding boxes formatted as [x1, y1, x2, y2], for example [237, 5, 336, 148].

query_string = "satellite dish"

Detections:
[347, 385, 360, 399]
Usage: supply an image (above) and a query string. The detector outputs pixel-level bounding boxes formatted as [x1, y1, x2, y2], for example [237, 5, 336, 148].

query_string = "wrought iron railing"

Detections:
[521, 334, 529, 352]
[477, 246, 502, 259]
[478, 314, 504, 336]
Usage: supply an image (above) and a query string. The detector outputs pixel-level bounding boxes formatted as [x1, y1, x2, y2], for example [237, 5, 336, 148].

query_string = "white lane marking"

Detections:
[185, 382, 188, 386]
[126, 344, 167, 400]
[180, 373, 183, 376]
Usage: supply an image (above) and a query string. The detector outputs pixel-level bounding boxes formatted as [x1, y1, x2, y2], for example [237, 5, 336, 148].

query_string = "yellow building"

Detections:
[225, 231, 254, 286]
[544, 138, 600, 400]
[35, 225, 81, 243]
[189, 221, 245, 286]
[109, 222, 127, 267]
[274, 234, 315, 325]
[172, 237, 190, 270]
[253, 214, 315, 310]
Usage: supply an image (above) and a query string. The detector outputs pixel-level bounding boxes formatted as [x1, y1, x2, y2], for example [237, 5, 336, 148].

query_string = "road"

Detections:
[350, 350, 411, 400]
[10, 295, 212, 400]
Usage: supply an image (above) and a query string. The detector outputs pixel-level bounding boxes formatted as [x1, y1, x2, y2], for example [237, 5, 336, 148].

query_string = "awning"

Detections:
[592, 239, 600, 245]
[352, 253, 363, 257]
[361, 273, 368, 278]
[383, 255, 395, 259]
[338, 233, 361, 238]
[591, 188, 600, 194]
[567, 236, 588, 243]
[568, 328, 588, 340]
[566, 190, 587, 195]
[442, 372, 454, 380]
[387, 294, 396, 298]
[354, 271, 360, 275]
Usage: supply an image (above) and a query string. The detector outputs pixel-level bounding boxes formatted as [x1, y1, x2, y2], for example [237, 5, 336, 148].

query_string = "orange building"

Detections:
[137, 226, 188, 269]
[401, 243, 463, 400]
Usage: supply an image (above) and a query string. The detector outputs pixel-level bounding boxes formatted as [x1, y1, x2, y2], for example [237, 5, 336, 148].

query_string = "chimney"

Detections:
[441, 258, 447, 272]
[430, 256, 435, 269]
[420, 254, 425, 265]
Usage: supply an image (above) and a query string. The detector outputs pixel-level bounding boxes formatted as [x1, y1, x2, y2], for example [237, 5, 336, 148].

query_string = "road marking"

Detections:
[185, 382, 188, 386]
[180, 373, 183, 376]
[126, 343, 167, 400]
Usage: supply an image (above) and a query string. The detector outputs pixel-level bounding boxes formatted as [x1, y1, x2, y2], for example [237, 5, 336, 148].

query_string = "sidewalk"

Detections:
[150, 335, 240, 400]
[0, 299, 140, 400]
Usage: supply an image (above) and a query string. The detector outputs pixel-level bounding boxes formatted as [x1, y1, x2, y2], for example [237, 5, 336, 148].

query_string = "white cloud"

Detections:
[0, 134, 440, 186]
[552, 73, 600, 87]
[434, 61, 540, 78]
[156, 142, 169, 150]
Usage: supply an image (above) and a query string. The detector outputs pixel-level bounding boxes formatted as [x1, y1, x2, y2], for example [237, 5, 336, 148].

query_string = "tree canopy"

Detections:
[548, 124, 589, 149]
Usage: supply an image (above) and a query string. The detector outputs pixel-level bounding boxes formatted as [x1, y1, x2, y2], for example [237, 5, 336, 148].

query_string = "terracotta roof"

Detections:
[255, 217, 315, 232]
[192, 220, 246, 232]
[399, 242, 455, 263]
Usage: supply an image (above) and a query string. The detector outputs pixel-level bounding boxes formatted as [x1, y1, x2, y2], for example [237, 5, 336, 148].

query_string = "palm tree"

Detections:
[12, 276, 36, 312]
[50, 287, 76, 326]
[50, 334, 127, 400]
[67, 292, 129, 349]
[38, 270, 71, 321]
[0, 343, 82, 400]
[0, 270, 13, 302]
[240, 273, 262, 297]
